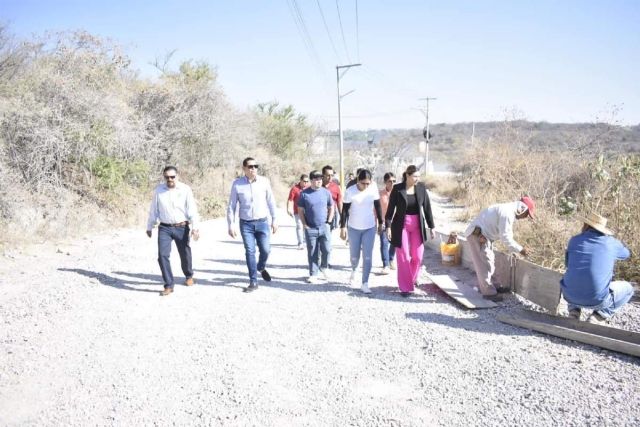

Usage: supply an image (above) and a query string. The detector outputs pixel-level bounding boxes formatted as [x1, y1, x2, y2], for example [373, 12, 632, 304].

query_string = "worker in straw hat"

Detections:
[464, 197, 535, 302]
[560, 213, 634, 324]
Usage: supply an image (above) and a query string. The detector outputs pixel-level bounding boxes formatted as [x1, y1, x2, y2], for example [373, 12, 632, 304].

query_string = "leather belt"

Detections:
[241, 217, 267, 222]
[160, 221, 189, 227]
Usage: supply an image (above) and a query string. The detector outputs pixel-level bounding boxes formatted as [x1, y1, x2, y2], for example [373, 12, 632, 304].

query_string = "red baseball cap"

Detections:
[520, 196, 535, 219]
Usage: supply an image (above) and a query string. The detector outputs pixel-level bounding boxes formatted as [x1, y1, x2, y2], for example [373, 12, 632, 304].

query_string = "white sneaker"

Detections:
[319, 269, 330, 281]
[389, 261, 397, 270]
[380, 267, 391, 275]
[349, 271, 357, 287]
[361, 283, 372, 294]
[307, 276, 319, 284]
[298, 244, 305, 250]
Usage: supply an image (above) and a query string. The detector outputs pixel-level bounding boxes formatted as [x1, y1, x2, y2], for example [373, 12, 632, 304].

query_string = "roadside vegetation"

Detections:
[0, 25, 326, 247]
[450, 114, 640, 282]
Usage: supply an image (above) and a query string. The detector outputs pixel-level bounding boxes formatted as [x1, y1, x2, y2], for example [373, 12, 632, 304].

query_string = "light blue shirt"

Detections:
[227, 175, 277, 228]
[560, 229, 630, 306]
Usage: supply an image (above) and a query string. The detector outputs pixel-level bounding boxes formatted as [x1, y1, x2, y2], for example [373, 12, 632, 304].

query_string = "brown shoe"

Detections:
[160, 288, 174, 296]
[185, 277, 195, 286]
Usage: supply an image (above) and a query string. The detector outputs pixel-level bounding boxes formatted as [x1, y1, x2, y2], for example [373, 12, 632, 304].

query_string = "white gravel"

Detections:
[1, 203, 639, 427]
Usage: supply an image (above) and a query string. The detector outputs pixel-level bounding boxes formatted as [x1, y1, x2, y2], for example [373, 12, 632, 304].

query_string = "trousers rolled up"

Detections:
[239, 218, 271, 284]
[158, 224, 193, 289]
[305, 225, 331, 276]
[396, 214, 424, 293]
[466, 233, 498, 296]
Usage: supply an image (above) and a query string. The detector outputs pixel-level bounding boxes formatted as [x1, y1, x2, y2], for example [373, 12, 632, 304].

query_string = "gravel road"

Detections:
[1, 201, 639, 426]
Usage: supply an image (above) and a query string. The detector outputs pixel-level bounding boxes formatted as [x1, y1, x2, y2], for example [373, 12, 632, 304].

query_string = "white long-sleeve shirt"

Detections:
[464, 201, 524, 253]
[146, 182, 200, 231]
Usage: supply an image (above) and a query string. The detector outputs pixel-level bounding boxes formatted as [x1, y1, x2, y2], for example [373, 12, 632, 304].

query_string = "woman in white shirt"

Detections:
[340, 169, 383, 294]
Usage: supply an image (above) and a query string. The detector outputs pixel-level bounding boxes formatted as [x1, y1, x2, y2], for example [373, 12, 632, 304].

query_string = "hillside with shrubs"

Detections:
[2, 25, 639, 283]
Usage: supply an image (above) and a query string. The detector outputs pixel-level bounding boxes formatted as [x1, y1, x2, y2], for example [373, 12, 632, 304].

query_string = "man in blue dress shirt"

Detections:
[227, 157, 278, 293]
[560, 213, 634, 324]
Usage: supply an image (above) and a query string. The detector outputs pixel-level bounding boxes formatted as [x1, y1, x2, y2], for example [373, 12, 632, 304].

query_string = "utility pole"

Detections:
[336, 63, 361, 190]
[417, 97, 437, 174]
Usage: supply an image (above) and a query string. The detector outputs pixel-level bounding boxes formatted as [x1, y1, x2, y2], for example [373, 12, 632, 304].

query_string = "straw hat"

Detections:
[575, 213, 613, 235]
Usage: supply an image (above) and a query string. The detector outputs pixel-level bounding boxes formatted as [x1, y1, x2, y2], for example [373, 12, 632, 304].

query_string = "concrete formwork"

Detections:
[426, 231, 562, 313]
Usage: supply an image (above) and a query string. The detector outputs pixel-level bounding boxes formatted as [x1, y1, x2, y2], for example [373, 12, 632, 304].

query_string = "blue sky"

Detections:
[2, 0, 639, 130]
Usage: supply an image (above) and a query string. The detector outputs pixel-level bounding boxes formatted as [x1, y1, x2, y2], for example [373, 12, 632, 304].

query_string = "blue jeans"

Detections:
[294, 213, 305, 246]
[379, 225, 396, 267]
[158, 224, 193, 289]
[239, 218, 271, 284]
[567, 281, 634, 318]
[347, 226, 377, 285]
[305, 225, 331, 276]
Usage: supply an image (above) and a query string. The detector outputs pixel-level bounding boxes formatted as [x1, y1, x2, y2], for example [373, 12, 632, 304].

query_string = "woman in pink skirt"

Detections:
[384, 165, 435, 296]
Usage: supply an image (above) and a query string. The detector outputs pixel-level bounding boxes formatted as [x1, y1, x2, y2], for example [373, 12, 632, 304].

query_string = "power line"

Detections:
[317, 0, 342, 62]
[355, 0, 360, 62]
[360, 65, 421, 100]
[335, 0, 351, 62]
[285, 0, 334, 96]
[292, 0, 324, 72]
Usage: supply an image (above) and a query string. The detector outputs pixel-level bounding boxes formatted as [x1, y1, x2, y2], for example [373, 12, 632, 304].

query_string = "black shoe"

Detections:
[482, 294, 503, 302]
[400, 292, 411, 298]
[259, 269, 272, 282]
[496, 286, 511, 294]
[243, 283, 259, 293]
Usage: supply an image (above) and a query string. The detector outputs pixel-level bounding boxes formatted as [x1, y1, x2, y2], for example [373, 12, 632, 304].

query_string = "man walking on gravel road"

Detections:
[227, 157, 278, 293]
[297, 170, 334, 284]
[561, 213, 634, 325]
[146, 166, 200, 296]
[287, 174, 310, 250]
[464, 197, 534, 302]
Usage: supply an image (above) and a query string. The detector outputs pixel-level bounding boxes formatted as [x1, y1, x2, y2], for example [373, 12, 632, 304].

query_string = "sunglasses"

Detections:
[246, 164, 259, 170]
[164, 175, 176, 180]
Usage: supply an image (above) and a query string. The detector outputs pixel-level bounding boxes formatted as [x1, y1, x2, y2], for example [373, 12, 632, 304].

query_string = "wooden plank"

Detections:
[513, 258, 562, 314]
[425, 273, 498, 309]
[497, 308, 640, 358]
[493, 251, 511, 289]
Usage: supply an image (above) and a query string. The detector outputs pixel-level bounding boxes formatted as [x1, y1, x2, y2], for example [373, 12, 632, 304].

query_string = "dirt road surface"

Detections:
[1, 197, 639, 426]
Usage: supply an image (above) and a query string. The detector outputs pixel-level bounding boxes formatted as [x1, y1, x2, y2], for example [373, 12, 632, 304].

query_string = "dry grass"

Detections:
[454, 118, 640, 282]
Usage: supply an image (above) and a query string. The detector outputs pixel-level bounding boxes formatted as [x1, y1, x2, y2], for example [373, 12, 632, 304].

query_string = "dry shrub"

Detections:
[456, 115, 640, 281]
[425, 175, 466, 204]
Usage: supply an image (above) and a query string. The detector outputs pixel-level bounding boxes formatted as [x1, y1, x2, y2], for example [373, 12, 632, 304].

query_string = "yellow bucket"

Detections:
[440, 241, 460, 266]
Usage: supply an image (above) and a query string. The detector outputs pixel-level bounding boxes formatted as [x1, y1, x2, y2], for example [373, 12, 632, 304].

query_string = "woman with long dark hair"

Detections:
[384, 165, 435, 296]
[340, 169, 383, 294]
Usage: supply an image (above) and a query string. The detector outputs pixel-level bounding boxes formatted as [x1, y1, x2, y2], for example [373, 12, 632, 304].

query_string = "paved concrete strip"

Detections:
[425, 273, 498, 309]
[498, 308, 640, 358]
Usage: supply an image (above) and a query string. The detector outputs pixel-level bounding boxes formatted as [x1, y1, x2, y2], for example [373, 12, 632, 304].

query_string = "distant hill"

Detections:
[342, 121, 640, 163]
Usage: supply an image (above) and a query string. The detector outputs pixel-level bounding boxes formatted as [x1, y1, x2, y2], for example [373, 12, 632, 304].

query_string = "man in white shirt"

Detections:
[464, 197, 534, 302]
[146, 166, 200, 296]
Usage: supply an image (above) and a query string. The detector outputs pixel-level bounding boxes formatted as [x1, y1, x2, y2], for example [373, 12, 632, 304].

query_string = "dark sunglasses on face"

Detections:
[246, 164, 259, 169]
[164, 175, 176, 180]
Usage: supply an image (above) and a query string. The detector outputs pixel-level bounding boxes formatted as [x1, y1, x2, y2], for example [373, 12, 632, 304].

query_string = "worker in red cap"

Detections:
[463, 197, 535, 302]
